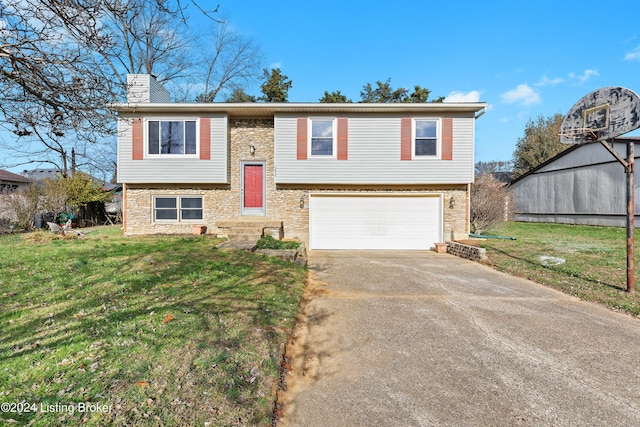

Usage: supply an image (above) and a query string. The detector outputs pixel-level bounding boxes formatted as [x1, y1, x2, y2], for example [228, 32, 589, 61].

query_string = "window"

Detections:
[154, 196, 203, 222]
[0, 184, 19, 193]
[147, 120, 197, 155]
[155, 197, 178, 220]
[180, 197, 203, 220]
[310, 119, 335, 156]
[414, 119, 438, 157]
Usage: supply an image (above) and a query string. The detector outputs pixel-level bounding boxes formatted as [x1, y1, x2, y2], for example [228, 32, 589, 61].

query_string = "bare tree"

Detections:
[196, 22, 263, 102]
[0, 0, 116, 176]
[1, 184, 42, 231]
[96, 0, 195, 92]
[0, 0, 263, 178]
[470, 173, 514, 235]
[474, 160, 513, 176]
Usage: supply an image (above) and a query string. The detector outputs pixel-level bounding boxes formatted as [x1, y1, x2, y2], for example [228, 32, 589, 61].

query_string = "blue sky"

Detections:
[3, 0, 640, 174]
[218, 0, 640, 164]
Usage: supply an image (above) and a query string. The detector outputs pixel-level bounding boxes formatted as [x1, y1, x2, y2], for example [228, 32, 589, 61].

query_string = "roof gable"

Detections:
[511, 137, 640, 185]
[0, 170, 32, 183]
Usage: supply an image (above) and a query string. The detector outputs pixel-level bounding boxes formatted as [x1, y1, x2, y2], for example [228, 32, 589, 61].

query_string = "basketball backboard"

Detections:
[560, 86, 640, 144]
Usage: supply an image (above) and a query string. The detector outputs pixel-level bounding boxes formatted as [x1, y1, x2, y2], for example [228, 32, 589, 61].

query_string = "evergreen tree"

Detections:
[319, 90, 352, 103]
[358, 79, 442, 103]
[225, 88, 257, 102]
[512, 114, 566, 178]
[259, 68, 292, 102]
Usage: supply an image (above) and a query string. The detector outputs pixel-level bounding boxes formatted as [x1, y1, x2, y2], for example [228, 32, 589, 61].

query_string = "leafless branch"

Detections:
[0, 0, 263, 177]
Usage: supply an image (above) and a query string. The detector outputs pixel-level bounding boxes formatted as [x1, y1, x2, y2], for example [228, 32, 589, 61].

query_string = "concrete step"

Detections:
[227, 233, 262, 242]
[216, 218, 283, 242]
[217, 219, 283, 229]
[227, 226, 264, 234]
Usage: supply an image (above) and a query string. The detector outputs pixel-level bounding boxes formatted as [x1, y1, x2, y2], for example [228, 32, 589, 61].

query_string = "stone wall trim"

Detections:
[447, 241, 487, 261]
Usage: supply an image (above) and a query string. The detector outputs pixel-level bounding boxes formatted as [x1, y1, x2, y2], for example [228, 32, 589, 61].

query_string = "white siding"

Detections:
[148, 77, 171, 103]
[126, 74, 170, 103]
[274, 114, 475, 184]
[117, 113, 228, 184]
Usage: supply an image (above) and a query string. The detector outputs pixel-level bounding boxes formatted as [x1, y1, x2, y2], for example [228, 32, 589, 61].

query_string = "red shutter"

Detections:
[442, 118, 453, 161]
[200, 118, 211, 160]
[132, 118, 143, 160]
[400, 118, 412, 160]
[297, 117, 308, 160]
[337, 117, 348, 160]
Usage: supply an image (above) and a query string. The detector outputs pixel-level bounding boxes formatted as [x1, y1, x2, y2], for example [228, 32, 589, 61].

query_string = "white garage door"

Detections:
[309, 194, 442, 250]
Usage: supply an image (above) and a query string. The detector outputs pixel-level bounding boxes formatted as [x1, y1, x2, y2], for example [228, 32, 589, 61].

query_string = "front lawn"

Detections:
[0, 227, 306, 426]
[480, 222, 640, 317]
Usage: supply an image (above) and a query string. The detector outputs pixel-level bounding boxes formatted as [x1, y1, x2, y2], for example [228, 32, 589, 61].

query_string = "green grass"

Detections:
[480, 222, 640, 316]
[0, 226, 306, 426]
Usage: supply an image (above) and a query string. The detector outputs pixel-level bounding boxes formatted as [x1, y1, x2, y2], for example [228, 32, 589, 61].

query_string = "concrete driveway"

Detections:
[277, 251, 640, 426]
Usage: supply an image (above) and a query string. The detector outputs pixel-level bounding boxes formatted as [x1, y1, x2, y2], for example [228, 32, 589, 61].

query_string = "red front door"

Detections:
[243, 165, 263, 209]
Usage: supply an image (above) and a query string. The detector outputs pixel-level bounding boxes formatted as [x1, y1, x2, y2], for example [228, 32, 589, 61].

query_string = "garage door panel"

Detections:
[309, 195, 442, 250]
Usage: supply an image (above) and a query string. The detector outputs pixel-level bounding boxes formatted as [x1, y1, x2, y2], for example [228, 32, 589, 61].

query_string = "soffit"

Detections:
[111, 102, 488, 117]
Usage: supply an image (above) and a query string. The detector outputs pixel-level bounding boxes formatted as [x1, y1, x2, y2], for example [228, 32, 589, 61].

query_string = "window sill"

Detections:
[144, 155, 200, 159]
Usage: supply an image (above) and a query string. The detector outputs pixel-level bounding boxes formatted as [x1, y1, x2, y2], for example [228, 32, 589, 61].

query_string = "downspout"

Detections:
[122, 183, 127, 234]
[466, 183, 470, 235]
[467, 106, 487, 236]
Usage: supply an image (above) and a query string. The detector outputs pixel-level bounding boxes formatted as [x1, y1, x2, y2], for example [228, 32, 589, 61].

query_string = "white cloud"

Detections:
[268, 62, 283, 69]
[569, 69, 599, 84]
[500, 84, 541, 106]
[625, 46, 640, 61]
[535, 75, 564, 86]
[444, 90, 482, 102]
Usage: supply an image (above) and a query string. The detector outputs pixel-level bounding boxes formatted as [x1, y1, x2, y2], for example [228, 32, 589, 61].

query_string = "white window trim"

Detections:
[308, 117, 337, 158]
[144, 117, 200, 158]
[153, 195, 204, 223]
[412, 118, 441, 159]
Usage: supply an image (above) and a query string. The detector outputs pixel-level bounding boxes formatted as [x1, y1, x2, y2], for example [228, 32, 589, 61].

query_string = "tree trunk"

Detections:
[71, 148, 76, 178]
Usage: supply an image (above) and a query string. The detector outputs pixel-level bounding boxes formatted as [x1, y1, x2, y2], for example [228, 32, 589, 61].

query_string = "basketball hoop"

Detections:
[560, 86, 640, 294]
[557, 127, 599, 144]
[560, 87, 640, 145]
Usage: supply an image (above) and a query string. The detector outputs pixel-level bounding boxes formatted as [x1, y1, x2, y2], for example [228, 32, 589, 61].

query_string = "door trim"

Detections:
[241, 161, 266, 216]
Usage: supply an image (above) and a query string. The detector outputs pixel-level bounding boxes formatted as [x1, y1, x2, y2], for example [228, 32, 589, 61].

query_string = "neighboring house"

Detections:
[20, 168, 59, 182]
[0, 169, 32, 193]
[112, 74, 487, 250]
[510, 137, 640, 227]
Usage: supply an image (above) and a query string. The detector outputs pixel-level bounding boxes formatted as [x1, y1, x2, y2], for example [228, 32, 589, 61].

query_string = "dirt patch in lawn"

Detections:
[274, 268, 331, 426]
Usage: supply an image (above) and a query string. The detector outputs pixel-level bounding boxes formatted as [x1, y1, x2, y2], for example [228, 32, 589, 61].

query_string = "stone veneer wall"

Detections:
[447, 241, 487, 261]
[123, 118, 470, 242]
[124, 118, 309, 238]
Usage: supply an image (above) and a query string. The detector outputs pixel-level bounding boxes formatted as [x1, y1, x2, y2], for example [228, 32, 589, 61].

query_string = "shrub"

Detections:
[255, 235, 300, 250]
[470, 173, 514, 235]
